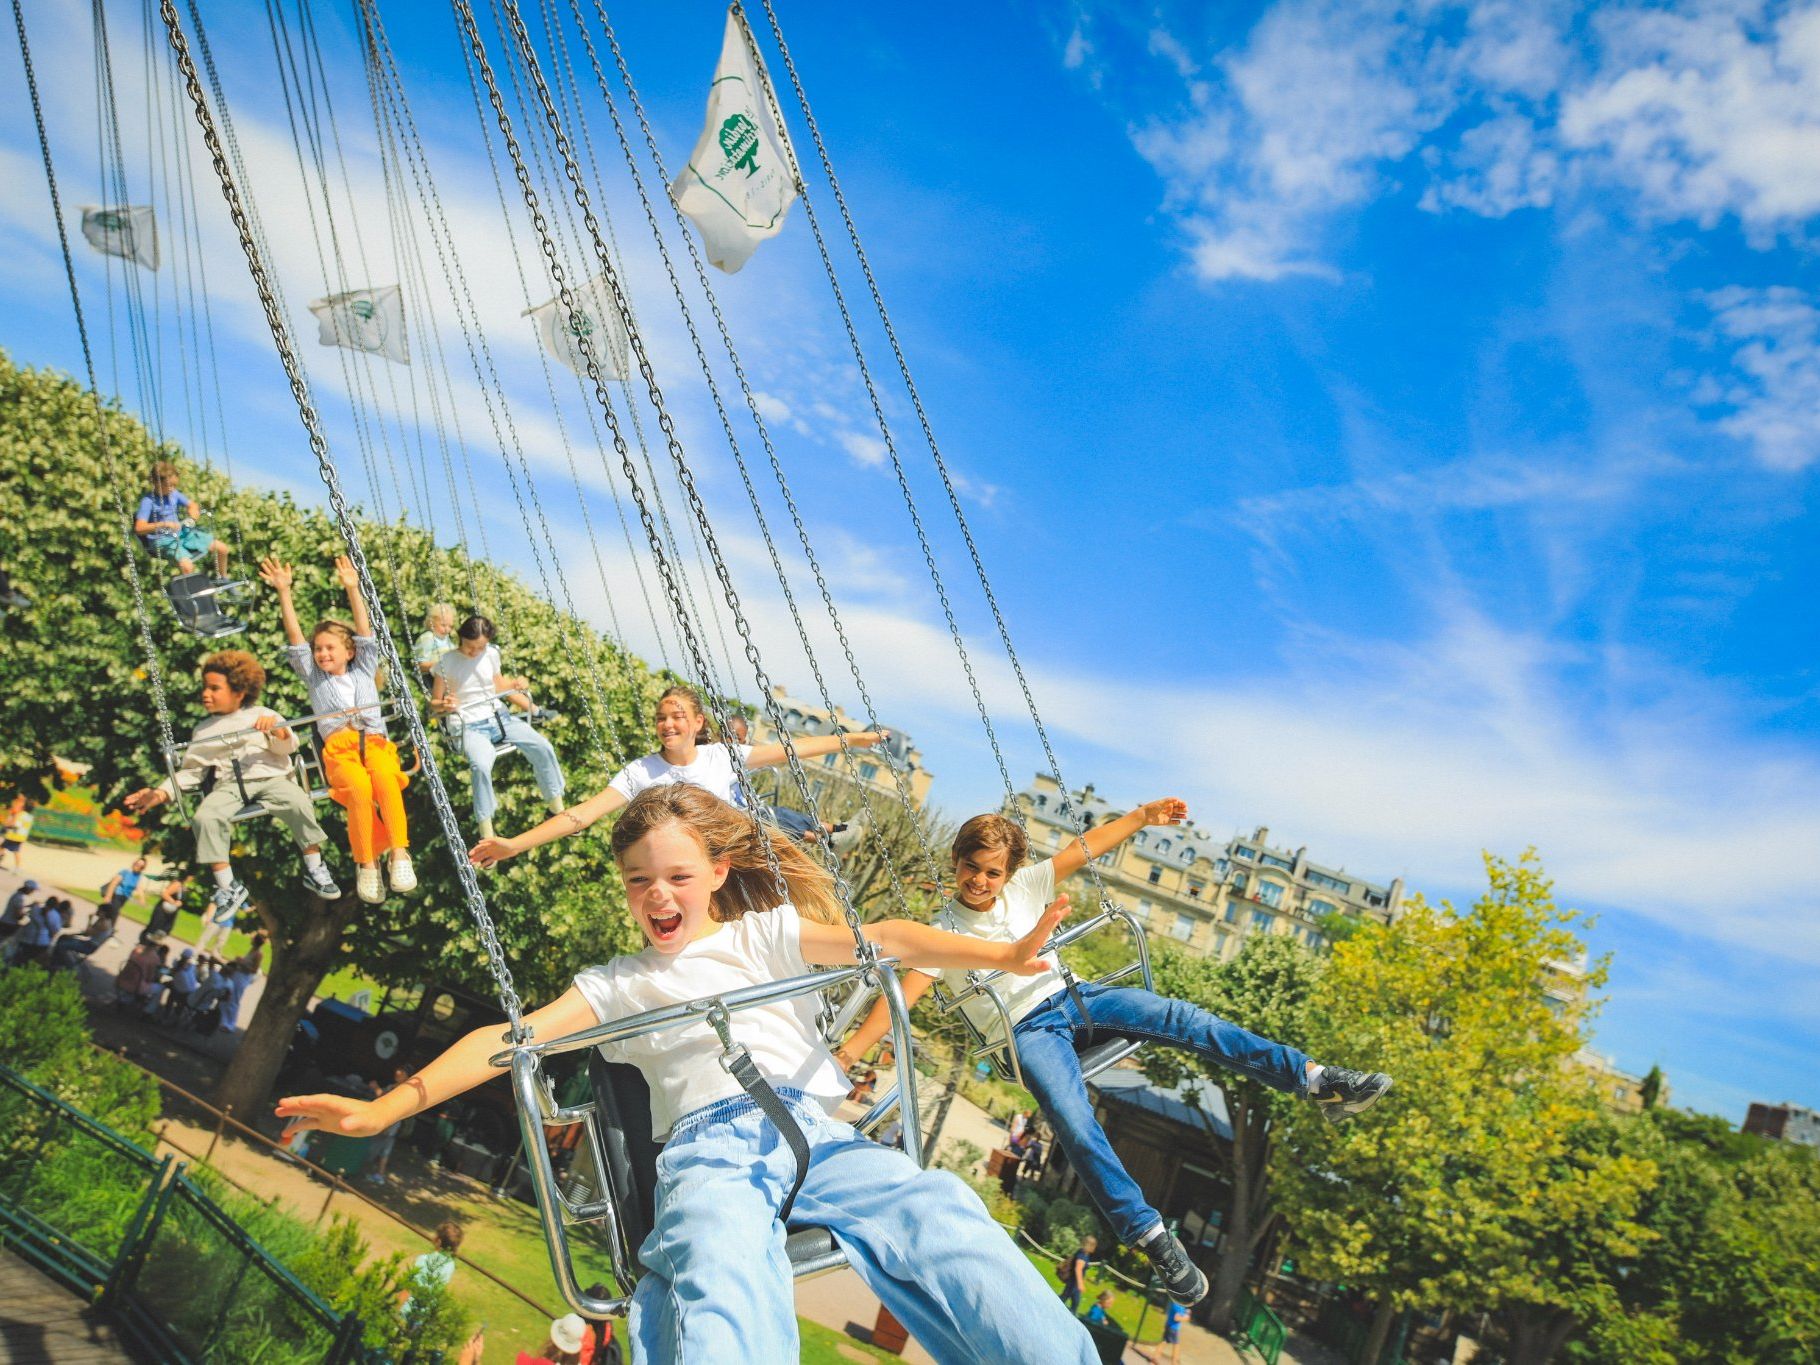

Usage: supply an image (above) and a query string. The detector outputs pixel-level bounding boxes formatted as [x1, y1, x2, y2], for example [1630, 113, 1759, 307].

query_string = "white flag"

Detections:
[80, 205, 159, 271]
[524, 273, 629, 381]
[670, 10, 798, 273]
[307, 285, 409, 364]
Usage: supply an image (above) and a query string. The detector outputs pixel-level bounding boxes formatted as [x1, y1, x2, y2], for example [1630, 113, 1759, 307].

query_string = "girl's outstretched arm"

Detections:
[469, 785, 629, 868]
[800, 895, 1070, 976]
[1051, 797, 1188, 881]
[275, 986, 599, 1140]
[258, 558, 307, 647]
[746, 730, 887, 770]
[334, 555, 372, 637]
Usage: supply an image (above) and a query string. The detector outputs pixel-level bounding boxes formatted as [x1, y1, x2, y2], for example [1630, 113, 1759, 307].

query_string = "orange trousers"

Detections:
[321, 728, 409, 864]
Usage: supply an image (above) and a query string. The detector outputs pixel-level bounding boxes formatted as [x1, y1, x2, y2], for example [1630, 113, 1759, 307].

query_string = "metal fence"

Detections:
[1234, 1286, 1289, 1365]
[0, 1063, 365, 1362]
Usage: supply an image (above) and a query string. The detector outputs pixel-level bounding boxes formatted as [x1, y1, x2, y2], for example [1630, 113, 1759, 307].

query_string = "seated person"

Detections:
[50, 905, 116, 969]
[144, 877, 187, 943]
[430, 616, 565, 842]
[0, 879, 38, 942]
[115, 937, 163, 1000]
[134, 458, 230, 579]
[11, 895, 63, 966]
[839, 803, 1394, 1306]
[413, 602, 456, 680]
[124, 650, 341, 916]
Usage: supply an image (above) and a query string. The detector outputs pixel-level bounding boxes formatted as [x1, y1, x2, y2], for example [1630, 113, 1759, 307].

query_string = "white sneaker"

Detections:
[355, 865, 386, 904]
[388, 853, 418, 895]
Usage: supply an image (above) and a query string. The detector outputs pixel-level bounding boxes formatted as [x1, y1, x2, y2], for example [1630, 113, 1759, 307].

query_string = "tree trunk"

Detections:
[1504, 1305, 1577, 1365]
[1205, 1090, 1270, 1333]
[923, 1050, 967, 1155]
[1358, 1296, 1396, 1365]
[213, 890, 356, 1121]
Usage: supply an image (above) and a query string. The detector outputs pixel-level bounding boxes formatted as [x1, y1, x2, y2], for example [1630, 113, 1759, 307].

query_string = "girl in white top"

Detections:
[261, 556, 415, 905]
[469, 682, 886, 869]
[278, 784, 1098, 1365]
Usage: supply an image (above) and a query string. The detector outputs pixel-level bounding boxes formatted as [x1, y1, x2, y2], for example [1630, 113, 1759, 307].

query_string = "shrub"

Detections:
[936, 1138, 985, 1178]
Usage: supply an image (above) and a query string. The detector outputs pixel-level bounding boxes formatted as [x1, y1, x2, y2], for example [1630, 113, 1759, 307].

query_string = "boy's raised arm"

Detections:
[1051, 797, 1188, 881]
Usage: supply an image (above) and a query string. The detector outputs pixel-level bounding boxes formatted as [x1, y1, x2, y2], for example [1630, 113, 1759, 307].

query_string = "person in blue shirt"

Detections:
[101, 858, 149, 916]
[134, 460, 229, 578]
[1084, 1289, 1117, 1325]
[1139, 1301, 1189, 1363]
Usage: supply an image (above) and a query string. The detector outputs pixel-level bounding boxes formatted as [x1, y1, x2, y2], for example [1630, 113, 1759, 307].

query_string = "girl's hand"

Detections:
[333, 554, 358, 590]
[1003, 895, 1070, 975]
[469, 836, 521, 869]
[274, 1093, 385, 1141]
[433, 692, 458, 714]
[123, 787, 166, 813]
[257, 557, 294, 592]
[1138, 797, 1188, 828]
[857, 729, 889, 748]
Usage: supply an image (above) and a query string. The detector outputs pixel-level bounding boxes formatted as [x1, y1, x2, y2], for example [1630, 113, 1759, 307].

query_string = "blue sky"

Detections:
[3, 0, 1816, 1125]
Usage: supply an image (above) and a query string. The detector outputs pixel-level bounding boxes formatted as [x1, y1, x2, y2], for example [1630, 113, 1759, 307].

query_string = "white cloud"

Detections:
[1114, 2, 1820, 279]
[837, 430, 888, 468]
[1700, 285, 1820, 471]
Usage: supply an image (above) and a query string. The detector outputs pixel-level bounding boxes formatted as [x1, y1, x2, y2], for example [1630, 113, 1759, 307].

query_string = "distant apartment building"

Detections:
[1015, 773, 1403, 960]
[1576, 1049, 1662, 1117]
[746, 684, 934, 811]
[1744, 1101, 1820, 1148]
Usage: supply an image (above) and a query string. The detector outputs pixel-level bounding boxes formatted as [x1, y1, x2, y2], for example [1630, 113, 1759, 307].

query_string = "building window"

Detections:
[1258, 852, 1295, 872]
[1148, 866, 1163, 885]
[1171, 913, 1195, 943]
[1156, 838, 1171, 853]
[1230, 871, 1249, 895]
[822, 753, 837, 767]
[1251, 910, 1273, 933]
[1307, 870, 1352, 895]
[1234, 846, 1256, 861]
[1214, 858, 1230, 879]
[1187, 880, 1206, 899]
[858, 762, 879, 782]
[1224, 902, 1239, 924]
[1309, 899, 1338, 918]
[1258, 881, 1285, 909]
[1135, 899, 1154, 922]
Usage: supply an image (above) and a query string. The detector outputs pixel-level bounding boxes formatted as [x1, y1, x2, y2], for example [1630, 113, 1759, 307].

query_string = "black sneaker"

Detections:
[300, 865, 342, 900]
[1140, 1227, 1208, 1306]
[1312, 1067, 1393, 1124]
[212, 880, 250, 918]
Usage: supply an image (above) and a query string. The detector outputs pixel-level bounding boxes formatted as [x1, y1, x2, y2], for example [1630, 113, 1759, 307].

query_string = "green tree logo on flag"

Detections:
[93, 210, 127, 231]
[351, 298, 376, 321]
[718, 112, 761, 176]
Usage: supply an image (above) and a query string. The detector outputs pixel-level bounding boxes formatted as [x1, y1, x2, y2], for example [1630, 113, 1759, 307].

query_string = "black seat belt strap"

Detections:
[706, 1004, 810, 1224]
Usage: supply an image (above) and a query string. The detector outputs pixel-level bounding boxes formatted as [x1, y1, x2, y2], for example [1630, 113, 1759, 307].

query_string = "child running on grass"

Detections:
[261, 555, 415, 904]
[279, 784, 1101, 1364]
[837, 802, 1393, 1306]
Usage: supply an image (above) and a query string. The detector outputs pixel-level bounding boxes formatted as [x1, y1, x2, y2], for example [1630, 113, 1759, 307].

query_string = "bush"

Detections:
[0, 967, 159, 1138]
[1038, 1196, 1108, 1257]
[937, 1138, 985, 1178]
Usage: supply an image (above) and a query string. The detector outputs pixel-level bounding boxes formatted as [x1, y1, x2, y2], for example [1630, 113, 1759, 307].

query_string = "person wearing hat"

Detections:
[1, 880, 39, 943]
[161, 949, 200, 1020]
[515, 1313, 588, 1365]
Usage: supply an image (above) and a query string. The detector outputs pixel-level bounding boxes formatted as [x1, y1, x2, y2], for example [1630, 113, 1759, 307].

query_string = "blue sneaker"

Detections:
[212, 880, 250, 918]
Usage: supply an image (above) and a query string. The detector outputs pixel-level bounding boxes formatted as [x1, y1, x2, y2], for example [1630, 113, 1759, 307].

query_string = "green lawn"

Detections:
[1021, 1245, 1167, 1345]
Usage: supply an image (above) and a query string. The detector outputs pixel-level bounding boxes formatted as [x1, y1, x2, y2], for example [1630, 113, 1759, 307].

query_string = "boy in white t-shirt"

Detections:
[280, 784, 1100, 1365]
[429, 615, 564, 840]
[838, 801, 1394, 1308]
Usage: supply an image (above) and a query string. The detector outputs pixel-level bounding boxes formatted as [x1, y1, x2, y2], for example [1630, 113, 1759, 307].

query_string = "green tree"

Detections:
[1638, 1063, 1664, 1110]
[1274, 852, 1644, 1365]
[1138, 931, 1322, 1333]
[0, 352, 659, 1121]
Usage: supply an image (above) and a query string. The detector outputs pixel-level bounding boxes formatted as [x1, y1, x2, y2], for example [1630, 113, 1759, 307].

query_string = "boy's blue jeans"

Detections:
[1013, 982, 1312, 1245]
[633, 1091, 1098, 1365]
[453, 709, 564, 823]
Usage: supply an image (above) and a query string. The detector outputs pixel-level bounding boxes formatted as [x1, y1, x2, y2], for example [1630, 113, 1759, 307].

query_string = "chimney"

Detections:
[1254, 826, 1269, 845]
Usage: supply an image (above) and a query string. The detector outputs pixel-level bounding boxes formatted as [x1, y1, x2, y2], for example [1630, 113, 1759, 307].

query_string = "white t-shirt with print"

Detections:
[572, 906, 848, 1139]
[930, 858, 1066, 1047]
[607, 742, 755, 808]
[431, 645, 505, 724]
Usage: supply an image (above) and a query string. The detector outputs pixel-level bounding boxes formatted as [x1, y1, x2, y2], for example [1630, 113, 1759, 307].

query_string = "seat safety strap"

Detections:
[720, 1040, 811, 1225]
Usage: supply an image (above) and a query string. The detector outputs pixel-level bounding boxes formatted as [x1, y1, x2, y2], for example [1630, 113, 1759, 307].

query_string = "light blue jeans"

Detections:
[454, 708, 564, 824]
[633, 1091, 1098, 1365]
[1015, 981, 1312, 1245]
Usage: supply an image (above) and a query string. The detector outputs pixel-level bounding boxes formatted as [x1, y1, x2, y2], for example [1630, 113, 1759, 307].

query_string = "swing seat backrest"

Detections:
[585, 1052, 846, 1279]
[165, 573, 245, 639]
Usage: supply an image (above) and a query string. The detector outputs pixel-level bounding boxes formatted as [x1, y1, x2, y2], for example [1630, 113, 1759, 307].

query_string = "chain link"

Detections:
[155, 0, 529, 1033]
[15, 0, 179, 768]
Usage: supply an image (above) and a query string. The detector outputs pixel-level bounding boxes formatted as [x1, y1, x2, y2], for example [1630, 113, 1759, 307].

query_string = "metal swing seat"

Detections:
[496, 957, 926, 1319]
[164, 570, 251, 639]
[939, 901, 1157, 1091]
[162, 700, 423, 824]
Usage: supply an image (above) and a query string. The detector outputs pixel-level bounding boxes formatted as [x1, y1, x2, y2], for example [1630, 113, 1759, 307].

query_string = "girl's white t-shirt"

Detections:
[607, 742, 755, 808]
[572, 906, 848, 1139]
[431, 645, 504, 724]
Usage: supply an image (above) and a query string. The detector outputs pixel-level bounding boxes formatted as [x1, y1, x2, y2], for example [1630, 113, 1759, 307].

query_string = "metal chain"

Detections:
[574, 0, 945, 899]
[155, 0, 529, 1033]
[14, 0, 178, 767]
[751, 1, 1122, 909]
